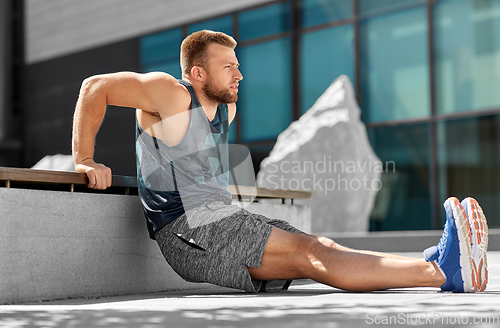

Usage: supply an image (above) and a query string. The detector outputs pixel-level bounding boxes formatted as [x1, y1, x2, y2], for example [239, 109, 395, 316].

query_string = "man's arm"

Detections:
[72, 71, 180, 189]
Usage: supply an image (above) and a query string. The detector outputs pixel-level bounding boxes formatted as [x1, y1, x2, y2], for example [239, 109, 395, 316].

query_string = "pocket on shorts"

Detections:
[172, 232, 207, 252]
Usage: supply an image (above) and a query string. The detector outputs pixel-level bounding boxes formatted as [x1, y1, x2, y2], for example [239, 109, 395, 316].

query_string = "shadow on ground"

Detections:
[2, 285, 499, 328]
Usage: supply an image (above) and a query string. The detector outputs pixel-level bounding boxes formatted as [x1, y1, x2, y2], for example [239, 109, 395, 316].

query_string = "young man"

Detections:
[72, 30, 488, 293]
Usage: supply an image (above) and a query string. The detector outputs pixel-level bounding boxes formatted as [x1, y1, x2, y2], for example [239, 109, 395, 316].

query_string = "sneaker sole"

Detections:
[445, 197, 474, 293]
[462, 197, 489, 292]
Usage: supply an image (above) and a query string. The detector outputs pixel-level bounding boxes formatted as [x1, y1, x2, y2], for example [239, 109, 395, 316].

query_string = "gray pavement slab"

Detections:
[0, 252, 499, 328]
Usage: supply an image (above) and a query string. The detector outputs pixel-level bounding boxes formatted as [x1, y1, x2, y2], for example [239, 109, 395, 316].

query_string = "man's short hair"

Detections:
[180, 30, 237, 78]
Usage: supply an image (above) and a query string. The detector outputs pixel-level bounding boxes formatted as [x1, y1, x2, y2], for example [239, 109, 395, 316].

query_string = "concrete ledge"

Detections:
[0, 186, 311, 305]
[323, 229, 500, 252]
[0, 188, 217, 305]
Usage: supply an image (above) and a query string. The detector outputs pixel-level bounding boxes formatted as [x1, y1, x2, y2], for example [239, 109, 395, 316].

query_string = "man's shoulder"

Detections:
[140, 72, 191, 110]
[142, 72, 182, 91]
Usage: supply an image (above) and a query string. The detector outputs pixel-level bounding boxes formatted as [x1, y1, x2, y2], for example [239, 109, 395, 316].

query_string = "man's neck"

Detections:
[184, 78, 219, 121]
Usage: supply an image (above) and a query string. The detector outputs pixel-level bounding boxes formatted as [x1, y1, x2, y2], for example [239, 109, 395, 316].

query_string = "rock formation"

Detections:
[256, 75, 381, 232]
[32, 154, 75, 171]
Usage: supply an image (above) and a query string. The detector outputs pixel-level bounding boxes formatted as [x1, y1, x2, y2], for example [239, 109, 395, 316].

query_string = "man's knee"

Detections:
[289, 234, 333, 277]
[258, 231, 322, 277]
[254, 230, 337, 280]
[314, 235, 346, 251]
[294, 234, 358, 279]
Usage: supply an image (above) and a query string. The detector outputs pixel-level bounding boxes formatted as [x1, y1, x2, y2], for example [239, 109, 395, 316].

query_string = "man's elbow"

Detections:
[80, 75, 105, 95]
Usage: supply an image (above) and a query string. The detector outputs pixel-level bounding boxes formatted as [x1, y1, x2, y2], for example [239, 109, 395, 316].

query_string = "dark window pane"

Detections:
[368, 123, 432, 231]
[438, 115, 500, 229]
[238, 3, 291, 41]
[142, 61, 181, 78]
[301, 0, 352, 28]
[140, 28, 183, 77]
[301, 24, 354, 113]
[249, 144, 275, 175]
[237, 38, 292, 142]
[434, 0, 500, 114]
[360, 8, 429, 123]
[188, 16, 233, 36]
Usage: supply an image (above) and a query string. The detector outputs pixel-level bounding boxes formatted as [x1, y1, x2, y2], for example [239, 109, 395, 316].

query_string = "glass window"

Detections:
[142, 61, 181, 78]
[437, 115, 500, 229]
[188, 16, 233, 36]
[368, 123, 432, 231]
[249, 144, 275, 175]
[140, 28, 183, 77]
[237, 38, 292, 142]
[360, 7, 429, 123]
[301, 24, 355, 114]
[359, 0, 425, 16]
[238, 3, 291, 41]
[434, 0, 500, 114]
[301, 0, 352, 28]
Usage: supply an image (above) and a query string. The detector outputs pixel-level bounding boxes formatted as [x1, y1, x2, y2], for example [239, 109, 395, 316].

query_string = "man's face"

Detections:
[202, 43, 243, 104]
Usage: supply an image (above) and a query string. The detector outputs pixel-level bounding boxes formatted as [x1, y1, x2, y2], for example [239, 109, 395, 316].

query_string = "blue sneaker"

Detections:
[423, 197, 474, 292]
[461, 197, 488, 292]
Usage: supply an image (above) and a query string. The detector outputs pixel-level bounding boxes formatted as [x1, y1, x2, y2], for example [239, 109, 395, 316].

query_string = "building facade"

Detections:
[2, 0, 500, 231]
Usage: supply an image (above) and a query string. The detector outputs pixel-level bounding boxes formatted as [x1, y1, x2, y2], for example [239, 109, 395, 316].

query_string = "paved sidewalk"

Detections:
[1, 252, 499, 328]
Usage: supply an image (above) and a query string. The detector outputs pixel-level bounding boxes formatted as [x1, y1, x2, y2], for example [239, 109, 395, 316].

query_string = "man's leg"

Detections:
[314, 235, 420, 261]
[247, 228, 445, 292]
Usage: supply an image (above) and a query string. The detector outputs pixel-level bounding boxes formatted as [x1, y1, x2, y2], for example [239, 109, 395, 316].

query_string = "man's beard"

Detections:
[202, 79, 238, 104]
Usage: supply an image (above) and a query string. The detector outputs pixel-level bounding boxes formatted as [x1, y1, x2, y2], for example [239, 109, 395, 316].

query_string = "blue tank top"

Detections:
[136, 79, 232, 239]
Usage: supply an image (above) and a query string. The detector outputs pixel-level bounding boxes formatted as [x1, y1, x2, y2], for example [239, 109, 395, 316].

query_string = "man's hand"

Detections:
[75, 159, 112, 190]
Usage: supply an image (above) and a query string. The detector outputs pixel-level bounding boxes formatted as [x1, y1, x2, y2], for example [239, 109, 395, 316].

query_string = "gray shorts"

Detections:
[154, 201, 303, 292]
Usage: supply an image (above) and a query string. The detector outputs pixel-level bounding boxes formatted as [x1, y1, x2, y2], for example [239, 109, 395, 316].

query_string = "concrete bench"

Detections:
[0, 167, 311, 304]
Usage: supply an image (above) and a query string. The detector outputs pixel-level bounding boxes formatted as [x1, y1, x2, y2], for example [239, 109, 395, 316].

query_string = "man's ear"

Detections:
[190, 66, 206, 82]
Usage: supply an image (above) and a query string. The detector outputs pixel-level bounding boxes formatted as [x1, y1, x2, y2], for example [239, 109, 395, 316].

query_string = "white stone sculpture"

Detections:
[256, 75, 382, 233]
[31, 154, 75, 172]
